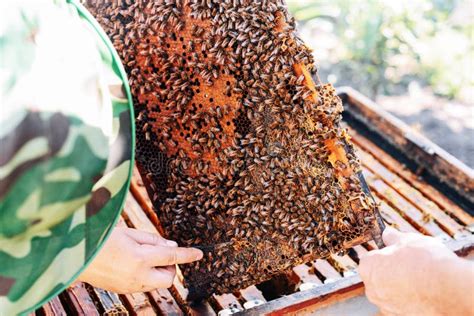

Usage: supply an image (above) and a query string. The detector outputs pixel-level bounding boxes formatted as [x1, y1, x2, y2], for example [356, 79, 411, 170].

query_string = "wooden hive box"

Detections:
[36, 89, 474, 315]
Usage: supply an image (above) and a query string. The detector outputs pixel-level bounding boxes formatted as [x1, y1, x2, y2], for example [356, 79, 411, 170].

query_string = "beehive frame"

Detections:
[84, 0, 385, 299]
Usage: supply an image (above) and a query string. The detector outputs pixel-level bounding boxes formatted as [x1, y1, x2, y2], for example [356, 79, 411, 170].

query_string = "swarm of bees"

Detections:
[85, 0, 384, 300]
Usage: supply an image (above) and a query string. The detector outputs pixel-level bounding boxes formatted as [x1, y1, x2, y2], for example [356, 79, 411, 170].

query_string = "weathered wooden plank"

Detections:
[357, 145, 465, 236]
[363, 168, 450, 238]
[373, 195, 419, 234]
[329, 254, 358, 277]
[122, 194, 158, 234]
[211, 293, 243, 312]
[292, 264, 323, 285]
[37, 296, 67, 316]
[87, 286, 128, 316]
[239, 285, 267, 304]
[339, 87, 474, 204]
[129, 168, 164, 235]
[348, 126, 473, 225]
[60, 283, 99, 316]
[120, 293, 155, 316]
[313, 259, 341, 282]
[146, 289, 184, 316]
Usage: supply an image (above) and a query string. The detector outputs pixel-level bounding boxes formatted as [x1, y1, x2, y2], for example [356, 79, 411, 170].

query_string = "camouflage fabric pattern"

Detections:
[0, 1, 134, 314]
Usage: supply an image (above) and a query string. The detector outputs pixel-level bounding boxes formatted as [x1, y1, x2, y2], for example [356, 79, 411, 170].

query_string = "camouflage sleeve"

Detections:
[0, 1, 134, 314]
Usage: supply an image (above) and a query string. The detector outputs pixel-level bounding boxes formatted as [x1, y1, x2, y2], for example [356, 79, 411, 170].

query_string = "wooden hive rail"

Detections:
[347, 126, 473, 226]
[313, 258, 342, 285]
[35, 297, 67, 316]
[87, 286, 128, 315]
[60, 283, 99, 316]
[291, 264, 323, 287]
[372, 195, 420, 234]
[38, 127, 473, 315]
[363, 167, 449, 237]
[356, 147, 465, 235]
[338, 87, 474, 205]
[37, 89, 473, 314]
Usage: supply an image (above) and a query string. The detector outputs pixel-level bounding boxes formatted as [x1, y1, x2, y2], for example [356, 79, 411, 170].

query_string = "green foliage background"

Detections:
[287, 0, 473, 101]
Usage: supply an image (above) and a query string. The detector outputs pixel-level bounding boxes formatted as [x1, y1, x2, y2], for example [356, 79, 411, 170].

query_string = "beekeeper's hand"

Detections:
[77, 227, 203, 293]
[359, 226, 474, 316]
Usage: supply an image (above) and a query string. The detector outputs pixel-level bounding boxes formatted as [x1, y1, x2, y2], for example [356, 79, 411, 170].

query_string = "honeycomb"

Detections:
[85, 0, 384, 300]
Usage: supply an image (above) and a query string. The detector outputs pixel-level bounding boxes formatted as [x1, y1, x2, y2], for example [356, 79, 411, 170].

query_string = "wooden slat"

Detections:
[37, 296, 67, 316]
[211, 293, 243, 311]
[292, 264, 323, 285]
[239, 285, 267, 303]
[122, 194, 159, 234]
[120, 293, 155, 316]
[146, 290, 184, 316]
[363, 168, 450, 238]
[88, 287, 128, 315]
[348, 126, 473, 225]
[129, 167, 164, 235]
[357, 145, 465, 236]
[60, 283, 99, 316]
[339, 87, 474, 204]
[373, 195, 419, 234]
[313, 260, 341, 282]
[329, 254, 357, 276]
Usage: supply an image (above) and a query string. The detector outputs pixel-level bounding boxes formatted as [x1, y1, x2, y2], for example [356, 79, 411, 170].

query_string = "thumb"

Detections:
[382, 226, 404, 246]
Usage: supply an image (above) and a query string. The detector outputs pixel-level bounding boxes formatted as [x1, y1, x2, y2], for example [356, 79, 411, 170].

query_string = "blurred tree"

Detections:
[287, 0, 473, 102]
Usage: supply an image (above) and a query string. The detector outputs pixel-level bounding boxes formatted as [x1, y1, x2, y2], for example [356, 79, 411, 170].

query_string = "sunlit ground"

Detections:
[287, 0, 474, 168]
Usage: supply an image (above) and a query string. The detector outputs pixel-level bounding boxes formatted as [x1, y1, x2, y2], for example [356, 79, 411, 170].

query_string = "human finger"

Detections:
[382, 226, 404, 246]
[141, 245, 203, 266]
[145, 266, 176, 289]
[358, 251, 375, 282]
[125, 228, 178, 247]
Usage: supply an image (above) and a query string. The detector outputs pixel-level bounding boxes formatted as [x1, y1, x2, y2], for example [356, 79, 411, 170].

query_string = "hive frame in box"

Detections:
[37, 89, 474, 315]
